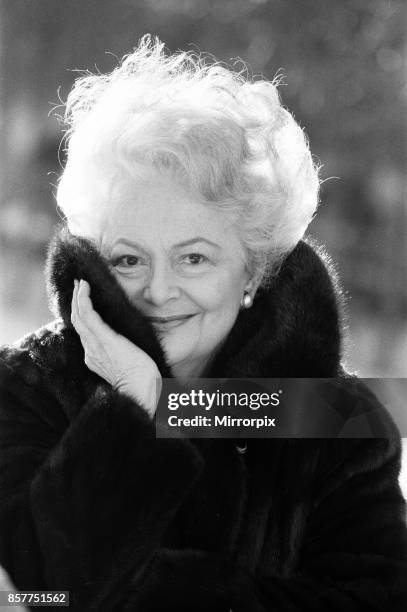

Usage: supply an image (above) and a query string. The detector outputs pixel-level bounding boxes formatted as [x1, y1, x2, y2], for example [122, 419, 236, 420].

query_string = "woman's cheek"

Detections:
[113, 273, 144, 300]
[187, 276, 226, 310]
[208, 269, 245, 305]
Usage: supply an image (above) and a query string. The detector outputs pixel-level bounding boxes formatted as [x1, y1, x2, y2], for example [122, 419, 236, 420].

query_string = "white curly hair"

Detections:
[56, 34, 320, 288]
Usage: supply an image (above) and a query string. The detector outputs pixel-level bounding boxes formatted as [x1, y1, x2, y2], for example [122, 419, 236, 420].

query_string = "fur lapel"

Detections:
[46, 224, 344, 380]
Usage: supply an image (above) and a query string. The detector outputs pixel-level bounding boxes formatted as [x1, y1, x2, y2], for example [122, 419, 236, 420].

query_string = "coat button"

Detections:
[235, 442, 247, 455]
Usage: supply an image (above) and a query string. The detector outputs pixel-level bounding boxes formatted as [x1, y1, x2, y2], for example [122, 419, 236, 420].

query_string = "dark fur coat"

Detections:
[0, 225, 406, 611]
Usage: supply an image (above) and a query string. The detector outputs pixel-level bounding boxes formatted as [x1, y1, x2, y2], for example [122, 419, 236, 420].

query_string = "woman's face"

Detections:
[85, 168, 255, 378]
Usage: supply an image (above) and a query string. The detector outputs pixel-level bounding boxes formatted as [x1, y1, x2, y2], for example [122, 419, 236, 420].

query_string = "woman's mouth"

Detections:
[147, 314, 196, 330]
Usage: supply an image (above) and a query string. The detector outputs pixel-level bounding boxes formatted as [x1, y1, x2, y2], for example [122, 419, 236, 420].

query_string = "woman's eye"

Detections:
[115, 255, 140, 267]
[182, 253, 207, 265]
[111, 255, 146, 275]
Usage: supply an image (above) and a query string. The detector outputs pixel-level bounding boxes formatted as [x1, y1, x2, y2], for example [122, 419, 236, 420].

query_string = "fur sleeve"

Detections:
[0, 370, 203, 610]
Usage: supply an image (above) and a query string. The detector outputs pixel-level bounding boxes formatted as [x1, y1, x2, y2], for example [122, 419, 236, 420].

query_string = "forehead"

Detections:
[95, 168, 242, 252]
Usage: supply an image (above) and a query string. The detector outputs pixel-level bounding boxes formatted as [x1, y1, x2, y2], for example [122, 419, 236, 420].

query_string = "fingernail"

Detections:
[74, 279, 78, 289]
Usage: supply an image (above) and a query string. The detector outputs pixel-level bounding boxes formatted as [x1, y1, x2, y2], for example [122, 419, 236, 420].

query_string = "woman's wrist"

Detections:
[114, 367, 162, 419]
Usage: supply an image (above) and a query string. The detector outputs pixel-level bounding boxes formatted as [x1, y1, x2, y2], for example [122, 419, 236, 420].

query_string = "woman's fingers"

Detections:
[77, 279, 94, 322]
[71, 279, 79, 328]
[71, 279, 92, 335]
[73, 279, 116, 345]
[71, 280, 107, 366]
[71, 280, 89, 335]
[79, 280, 117, 341]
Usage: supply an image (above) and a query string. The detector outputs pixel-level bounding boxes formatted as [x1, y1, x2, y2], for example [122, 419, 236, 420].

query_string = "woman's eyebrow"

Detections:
[110, 238, 148, 254]
[174, 237, 221, 250]
[111, 237, 221, 251]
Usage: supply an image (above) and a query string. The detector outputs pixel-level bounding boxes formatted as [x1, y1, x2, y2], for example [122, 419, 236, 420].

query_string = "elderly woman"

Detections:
[0, 35, 406, 611]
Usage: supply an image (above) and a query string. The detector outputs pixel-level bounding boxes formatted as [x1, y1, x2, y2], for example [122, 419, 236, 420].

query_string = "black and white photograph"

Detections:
[0, 1, 406, 610]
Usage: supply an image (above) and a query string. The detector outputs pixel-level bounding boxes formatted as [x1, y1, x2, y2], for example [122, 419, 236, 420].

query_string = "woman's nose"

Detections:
[142, 262, 181, 305]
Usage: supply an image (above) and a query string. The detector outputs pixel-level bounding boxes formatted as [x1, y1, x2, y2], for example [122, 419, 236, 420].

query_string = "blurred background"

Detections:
[0, 0, 406, 496]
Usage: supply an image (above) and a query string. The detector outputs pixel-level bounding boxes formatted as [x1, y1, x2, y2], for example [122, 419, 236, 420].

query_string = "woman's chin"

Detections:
[159, 332, 195, 372]
[152, 317, 197, 361]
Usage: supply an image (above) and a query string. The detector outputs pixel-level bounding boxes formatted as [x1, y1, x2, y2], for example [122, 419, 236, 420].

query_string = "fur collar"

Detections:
[45, 224, 345, 379]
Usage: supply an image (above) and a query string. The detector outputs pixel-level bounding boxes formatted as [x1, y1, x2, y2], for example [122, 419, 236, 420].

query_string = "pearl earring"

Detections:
[241, 291, 253, 309]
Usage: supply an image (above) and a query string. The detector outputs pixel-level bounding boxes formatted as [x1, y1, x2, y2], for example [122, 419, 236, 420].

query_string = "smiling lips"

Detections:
[147, 314, 196, 330]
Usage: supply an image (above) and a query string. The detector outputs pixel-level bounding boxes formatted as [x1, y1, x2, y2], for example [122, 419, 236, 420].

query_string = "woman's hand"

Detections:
[71, 279, 161, 419]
